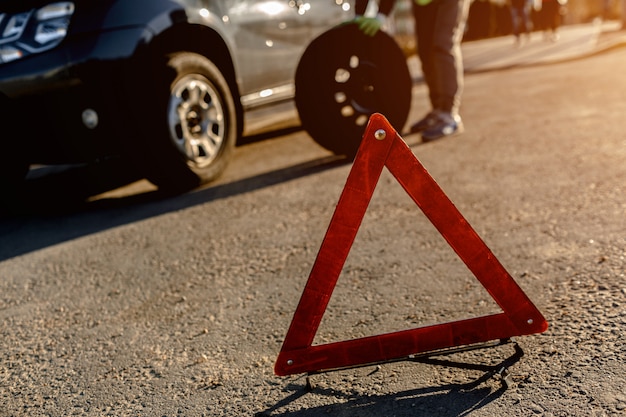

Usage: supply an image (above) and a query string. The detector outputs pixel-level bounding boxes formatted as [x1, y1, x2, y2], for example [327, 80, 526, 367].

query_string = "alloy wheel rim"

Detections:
[167, 74, 225, 168]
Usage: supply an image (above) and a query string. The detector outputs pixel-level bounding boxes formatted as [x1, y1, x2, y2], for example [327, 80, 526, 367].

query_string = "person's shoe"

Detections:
[421, 112, 463, 142]
[410, 111, 440, 133]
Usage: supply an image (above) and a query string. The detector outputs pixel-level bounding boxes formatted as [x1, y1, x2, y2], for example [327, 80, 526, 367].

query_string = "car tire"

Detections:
[138, 52, 237, 193]
[295, 24, 412, 158]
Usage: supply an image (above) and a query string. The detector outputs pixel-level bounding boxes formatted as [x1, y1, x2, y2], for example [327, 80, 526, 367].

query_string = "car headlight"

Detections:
[0, 2, 74, 64]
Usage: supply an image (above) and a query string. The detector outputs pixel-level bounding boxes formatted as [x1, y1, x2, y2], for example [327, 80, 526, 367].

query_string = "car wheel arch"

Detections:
[147, 23, 244, 138]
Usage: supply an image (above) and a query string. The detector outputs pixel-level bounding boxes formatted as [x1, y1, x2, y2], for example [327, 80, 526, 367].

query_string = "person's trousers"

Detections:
[412, 0, 469, 116]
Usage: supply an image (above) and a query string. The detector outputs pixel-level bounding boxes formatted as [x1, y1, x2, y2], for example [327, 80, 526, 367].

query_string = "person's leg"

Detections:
[414, 0, 468, 140]
[409, 2, 440, 133]
[411, 0, 468, 138]
[430, 0, 469, 117]
[413, 2, 437, 111]
[511, 7, 522, 39]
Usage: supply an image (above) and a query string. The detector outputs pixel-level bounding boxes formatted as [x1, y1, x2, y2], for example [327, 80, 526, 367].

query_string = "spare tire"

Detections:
[295, 24, 412, 158]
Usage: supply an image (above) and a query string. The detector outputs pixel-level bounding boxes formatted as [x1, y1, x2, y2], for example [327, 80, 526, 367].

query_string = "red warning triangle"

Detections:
[274, 113, 548, 376]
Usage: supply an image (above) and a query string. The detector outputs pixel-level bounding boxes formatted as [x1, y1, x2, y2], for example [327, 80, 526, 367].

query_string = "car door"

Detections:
[222, 0, 351, 105]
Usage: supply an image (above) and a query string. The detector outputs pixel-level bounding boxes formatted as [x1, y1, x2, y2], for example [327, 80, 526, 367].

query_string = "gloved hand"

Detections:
[354, 14, 386, 37]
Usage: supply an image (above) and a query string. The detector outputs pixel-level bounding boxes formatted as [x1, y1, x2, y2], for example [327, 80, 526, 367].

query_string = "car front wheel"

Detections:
[139, 52, 237, 192]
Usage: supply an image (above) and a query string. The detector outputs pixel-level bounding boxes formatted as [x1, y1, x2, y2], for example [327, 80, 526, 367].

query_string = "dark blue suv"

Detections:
[0, 0, 352, 193]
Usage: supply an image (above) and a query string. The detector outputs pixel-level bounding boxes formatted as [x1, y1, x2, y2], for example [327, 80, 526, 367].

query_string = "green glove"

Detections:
[355, 16, 383, 37]
[415, 0, 433, 5]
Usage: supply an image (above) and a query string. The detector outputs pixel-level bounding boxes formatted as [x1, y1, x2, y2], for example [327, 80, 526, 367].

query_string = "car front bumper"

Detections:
[0, 26, 151, 164]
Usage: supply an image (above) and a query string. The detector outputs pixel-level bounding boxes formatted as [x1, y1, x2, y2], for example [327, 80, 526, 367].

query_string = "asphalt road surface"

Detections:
[0, 45, 625, 416]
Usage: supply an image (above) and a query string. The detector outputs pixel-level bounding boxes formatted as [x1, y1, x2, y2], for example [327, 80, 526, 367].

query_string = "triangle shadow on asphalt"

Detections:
[257, 341, 524, 417]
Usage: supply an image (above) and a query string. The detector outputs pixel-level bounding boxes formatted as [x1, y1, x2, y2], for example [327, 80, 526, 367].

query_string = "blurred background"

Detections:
[383, 0, 625, 54]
